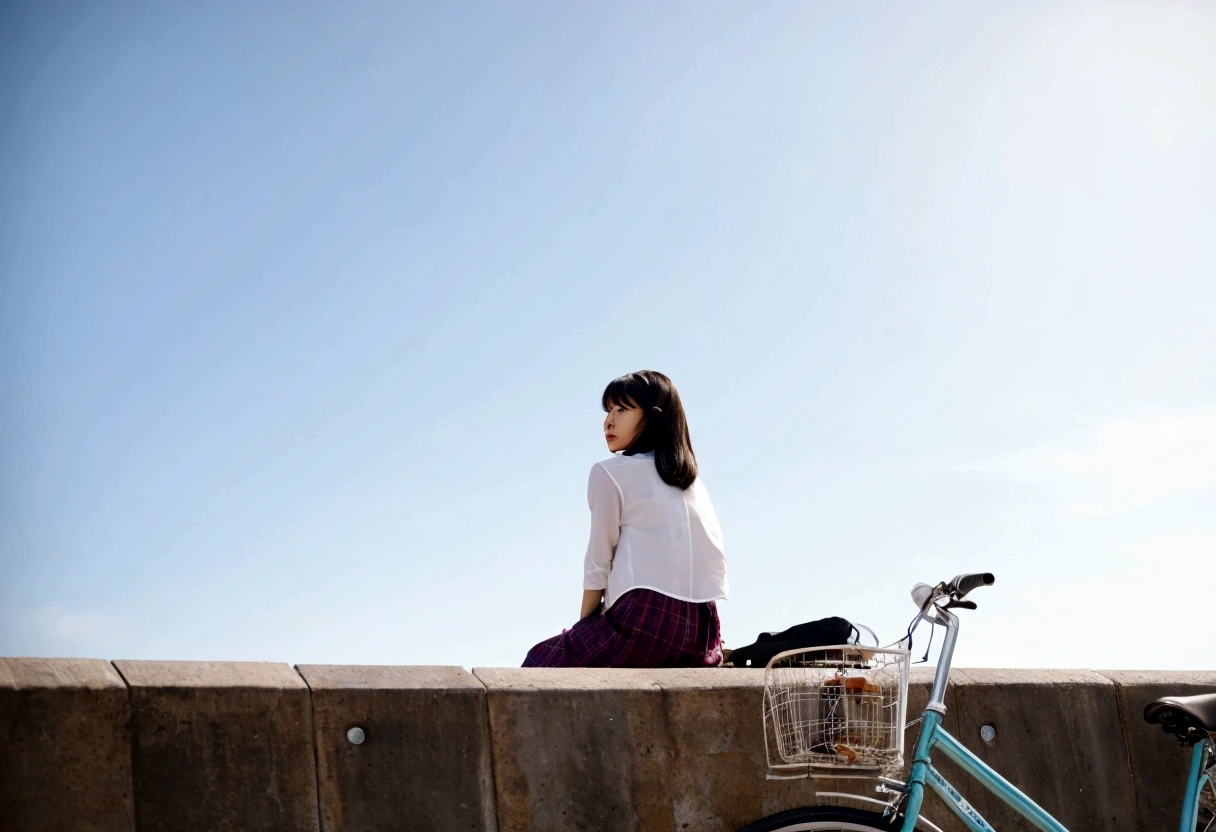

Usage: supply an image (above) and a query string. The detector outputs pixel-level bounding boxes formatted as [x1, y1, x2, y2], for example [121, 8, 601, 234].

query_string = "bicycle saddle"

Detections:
[1144, 693, 1216, 745]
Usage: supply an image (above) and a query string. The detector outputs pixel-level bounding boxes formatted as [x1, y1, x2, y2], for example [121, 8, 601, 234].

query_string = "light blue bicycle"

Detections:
[739, 572, 1216, 832]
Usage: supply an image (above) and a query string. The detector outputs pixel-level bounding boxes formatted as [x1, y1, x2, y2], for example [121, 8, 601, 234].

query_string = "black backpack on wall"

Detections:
[727, 616, 857, 668]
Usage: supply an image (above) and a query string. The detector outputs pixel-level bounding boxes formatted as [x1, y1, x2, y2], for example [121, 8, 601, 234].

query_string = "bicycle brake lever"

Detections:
[942, 599, 977, 611]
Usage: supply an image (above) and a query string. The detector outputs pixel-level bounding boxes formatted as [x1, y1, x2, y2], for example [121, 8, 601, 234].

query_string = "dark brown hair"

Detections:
[601, 370, 698, 490]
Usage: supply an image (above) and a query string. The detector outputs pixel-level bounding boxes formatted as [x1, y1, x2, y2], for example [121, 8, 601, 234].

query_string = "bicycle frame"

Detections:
[896, 606, 1215, 832]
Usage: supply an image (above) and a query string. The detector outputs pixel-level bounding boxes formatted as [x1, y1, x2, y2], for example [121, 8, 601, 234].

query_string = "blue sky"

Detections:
[2, 1, 1214, 670]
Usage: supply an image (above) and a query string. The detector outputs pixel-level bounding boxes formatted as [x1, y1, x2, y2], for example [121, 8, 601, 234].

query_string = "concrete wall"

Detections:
[1105, 670, 1216, 832]
[1, 659, 1211, 832]
[113, 660, 319, 832]
[297, 664, 496, 832]
[928, 669, 1138, 832]
[0, 658, 134, 832]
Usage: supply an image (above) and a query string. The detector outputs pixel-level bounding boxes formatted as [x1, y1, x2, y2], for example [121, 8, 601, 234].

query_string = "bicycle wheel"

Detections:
[735, 806, 908, 832]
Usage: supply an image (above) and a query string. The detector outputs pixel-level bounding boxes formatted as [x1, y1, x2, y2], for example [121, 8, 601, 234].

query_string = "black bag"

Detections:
[727, 616, 857, 667]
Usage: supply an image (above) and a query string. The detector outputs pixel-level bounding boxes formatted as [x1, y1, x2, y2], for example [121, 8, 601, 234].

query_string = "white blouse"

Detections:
[582, 451, 729, 611]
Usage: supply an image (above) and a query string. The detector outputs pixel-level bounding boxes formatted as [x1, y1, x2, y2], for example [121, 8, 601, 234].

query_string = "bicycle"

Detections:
[738, 572, 1216, 832]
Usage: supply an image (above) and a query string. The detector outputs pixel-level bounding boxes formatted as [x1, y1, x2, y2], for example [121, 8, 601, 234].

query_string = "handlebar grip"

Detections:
[951, 572, 995, 597]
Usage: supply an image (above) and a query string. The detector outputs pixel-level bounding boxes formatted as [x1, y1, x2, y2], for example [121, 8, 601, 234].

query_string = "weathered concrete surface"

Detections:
[1105, 670, 1216, 832]
[0, 658, 135, 832]
[3, 658, 1211, 832]
[646, 667, 820, 830]
[113, 660, 318, 832]
[297, 664, 496, 832]
[474, 668, 675, 832]
[475, 666, 1171, 832]
[475, 667, 952, 832]
[944, 669, 1139, 832]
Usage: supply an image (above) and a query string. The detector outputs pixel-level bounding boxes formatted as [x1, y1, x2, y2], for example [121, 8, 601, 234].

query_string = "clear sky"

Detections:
[2, 1, 1214, 671]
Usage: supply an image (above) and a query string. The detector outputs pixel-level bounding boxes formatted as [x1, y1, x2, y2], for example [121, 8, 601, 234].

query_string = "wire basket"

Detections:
[763, 645, 910, 779]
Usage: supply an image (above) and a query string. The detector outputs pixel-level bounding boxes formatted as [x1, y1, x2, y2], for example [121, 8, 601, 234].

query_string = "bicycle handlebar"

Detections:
[948, 572, 995, 599]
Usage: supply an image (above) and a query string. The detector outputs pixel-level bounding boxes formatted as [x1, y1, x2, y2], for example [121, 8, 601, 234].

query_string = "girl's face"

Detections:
[603, 401, 644, 453]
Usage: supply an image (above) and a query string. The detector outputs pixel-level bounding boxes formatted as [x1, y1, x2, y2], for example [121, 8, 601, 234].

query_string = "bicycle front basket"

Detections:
[763, 644, 909, 778]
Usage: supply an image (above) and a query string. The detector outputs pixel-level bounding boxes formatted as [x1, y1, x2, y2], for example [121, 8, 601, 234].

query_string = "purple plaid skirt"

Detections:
[522, 588, 723, 668]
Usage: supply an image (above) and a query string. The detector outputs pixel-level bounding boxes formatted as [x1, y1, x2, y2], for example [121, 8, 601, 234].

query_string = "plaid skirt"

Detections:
[522, 588, 723, 668]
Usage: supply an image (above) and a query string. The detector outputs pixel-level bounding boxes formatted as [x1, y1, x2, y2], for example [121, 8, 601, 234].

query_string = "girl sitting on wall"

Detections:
[522, 370, 728, 668]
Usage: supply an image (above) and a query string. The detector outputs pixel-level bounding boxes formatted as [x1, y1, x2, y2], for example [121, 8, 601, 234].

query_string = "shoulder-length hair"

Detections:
[601, 370, 698, 490]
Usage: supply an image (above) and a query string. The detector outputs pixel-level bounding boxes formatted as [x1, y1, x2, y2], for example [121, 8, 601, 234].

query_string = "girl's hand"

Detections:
[580, 589, 604, 620]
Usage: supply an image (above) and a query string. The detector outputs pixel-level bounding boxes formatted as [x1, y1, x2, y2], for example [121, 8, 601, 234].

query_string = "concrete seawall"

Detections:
[1, 658, 1212, 831]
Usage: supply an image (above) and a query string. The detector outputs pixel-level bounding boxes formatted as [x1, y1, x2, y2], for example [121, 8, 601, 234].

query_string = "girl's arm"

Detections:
[582, 463, 621, 620]
[580, 589, 603, 620]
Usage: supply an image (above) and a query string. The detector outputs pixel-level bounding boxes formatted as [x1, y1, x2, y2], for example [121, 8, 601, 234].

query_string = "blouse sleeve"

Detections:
[582, 462, 622, 591]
